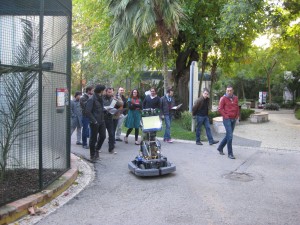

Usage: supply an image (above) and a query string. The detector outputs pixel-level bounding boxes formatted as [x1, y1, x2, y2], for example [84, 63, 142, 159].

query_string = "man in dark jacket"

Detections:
[85, 84, 106, 161]
[80, 85, 94, 149]
[142, 87, 161, 109]
[103, 87, 117, 153]
[217, 85, 240, 159]
[192, 88, 218, 146]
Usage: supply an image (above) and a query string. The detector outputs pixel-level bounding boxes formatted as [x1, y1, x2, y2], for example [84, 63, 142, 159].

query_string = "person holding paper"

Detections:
[103, 87, 117, 153]
[115, 87, 127, 142]
[192, 88, 219, 146]
[160, 88, 175, 143]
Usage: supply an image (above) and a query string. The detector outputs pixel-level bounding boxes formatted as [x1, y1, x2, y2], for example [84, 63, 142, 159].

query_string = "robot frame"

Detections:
[128, 108, 176, 176]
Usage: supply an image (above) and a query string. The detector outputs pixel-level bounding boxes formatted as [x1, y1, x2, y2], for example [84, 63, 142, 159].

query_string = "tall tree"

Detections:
[108, 0, 185, 93]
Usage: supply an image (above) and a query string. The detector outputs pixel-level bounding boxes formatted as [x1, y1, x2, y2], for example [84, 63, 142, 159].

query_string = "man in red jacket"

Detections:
[217, 85, 239, 159]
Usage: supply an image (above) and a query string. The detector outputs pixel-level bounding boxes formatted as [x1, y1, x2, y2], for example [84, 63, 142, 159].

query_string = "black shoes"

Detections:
[115, 138, 123, 142]
[196, 141, 203, 145]
[210, 140, 219, 145]
[82, 145, 89, 149]
[228, 154, 236, 159]
[76, 142, 82, 145]
[217, 149, 225, 155]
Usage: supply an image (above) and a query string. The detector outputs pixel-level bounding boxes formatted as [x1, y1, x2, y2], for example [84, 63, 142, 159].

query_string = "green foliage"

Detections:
[295, 109, 300, 120]
[208, 111, 221, 124]
[240, 109, 255, 121]
[264, 103, 280, 110]
[281, 101, 295, 109]
[272, 96, 283, 104]
[0, 20, 38, 181]
[179, 111, 193, 131]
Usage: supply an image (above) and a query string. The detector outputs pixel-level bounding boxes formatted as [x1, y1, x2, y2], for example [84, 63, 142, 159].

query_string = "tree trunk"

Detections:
[210, 60, 218, 110]
[162, 41, 169, 94]
[199, 51, 208, 96]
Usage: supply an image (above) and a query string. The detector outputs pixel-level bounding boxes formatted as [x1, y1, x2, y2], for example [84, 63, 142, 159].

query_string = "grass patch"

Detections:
[295, 109, 300, 120]
[156, 119, 196, 141]
[122, 118, 207, 141]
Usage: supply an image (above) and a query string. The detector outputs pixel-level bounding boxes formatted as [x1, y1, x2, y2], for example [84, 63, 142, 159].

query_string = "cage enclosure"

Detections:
[0, 0, 72, 206]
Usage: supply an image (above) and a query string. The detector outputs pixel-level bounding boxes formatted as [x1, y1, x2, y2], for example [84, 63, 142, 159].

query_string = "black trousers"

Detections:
[112, 118, 118, 137]
[89, 122, 106, 157]
[105, 118, 115, 150]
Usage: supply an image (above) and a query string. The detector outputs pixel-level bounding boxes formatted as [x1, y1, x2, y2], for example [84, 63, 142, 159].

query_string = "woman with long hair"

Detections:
[124, 89, 142, 145]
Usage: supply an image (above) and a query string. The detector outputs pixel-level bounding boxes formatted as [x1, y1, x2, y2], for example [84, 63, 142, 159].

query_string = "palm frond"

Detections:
[0, 18, 39, 181]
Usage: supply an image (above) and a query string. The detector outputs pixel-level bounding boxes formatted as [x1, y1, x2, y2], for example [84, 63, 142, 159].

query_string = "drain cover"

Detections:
[222, 172, 254, 182]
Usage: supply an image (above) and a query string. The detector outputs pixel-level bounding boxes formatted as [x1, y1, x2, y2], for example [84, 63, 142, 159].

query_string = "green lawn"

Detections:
[123, 119, 207, 141]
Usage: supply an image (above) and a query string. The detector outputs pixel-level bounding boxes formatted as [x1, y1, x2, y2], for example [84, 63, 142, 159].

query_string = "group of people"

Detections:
[71, 85, 177, 161]
[71, 84, 240, 161]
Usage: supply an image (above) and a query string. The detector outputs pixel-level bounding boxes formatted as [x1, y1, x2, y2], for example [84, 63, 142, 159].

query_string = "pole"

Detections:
[190, 61, 195, 132]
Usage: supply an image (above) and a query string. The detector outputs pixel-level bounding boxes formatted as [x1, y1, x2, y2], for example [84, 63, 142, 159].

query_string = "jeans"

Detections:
[163, 115, 172, 140]
[218, 118, 236, 155]
[196, 116, 213, 143]
[71, 125, 82, 143]
[115, 114, 127, 139]
[89, 122, 106, 157]
[82, 116, 90, 146]
[105, 118, 115, 150]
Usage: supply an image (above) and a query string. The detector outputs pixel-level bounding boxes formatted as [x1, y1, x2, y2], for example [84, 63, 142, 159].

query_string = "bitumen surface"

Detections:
[15, 109, 300, 225]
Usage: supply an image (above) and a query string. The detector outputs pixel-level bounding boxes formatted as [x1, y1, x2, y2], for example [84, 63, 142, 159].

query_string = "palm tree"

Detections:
[108, 0, 185, 93]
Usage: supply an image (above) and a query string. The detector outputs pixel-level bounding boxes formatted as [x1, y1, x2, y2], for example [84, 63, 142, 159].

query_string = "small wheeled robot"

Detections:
[128, 108, 176, 176]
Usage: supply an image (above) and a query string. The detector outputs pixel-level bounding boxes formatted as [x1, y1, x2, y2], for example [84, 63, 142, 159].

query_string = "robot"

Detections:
[128, 109, 176, 176]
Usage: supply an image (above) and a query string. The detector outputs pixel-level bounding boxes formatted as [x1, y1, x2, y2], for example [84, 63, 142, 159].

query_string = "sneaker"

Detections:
[167, 139, 174, 143]
[124, 137, 128, 144]
[76, 142, 82, 145]
[115, 138, 123, 142]
[196, 141, 203, 145]
[135, 141, 140, 145]
[82, 145, 89, 149]
[228, 154, 235, 159]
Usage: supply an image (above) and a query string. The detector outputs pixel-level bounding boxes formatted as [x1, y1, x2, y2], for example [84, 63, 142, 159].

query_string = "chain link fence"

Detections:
[0, 0, 71, 206]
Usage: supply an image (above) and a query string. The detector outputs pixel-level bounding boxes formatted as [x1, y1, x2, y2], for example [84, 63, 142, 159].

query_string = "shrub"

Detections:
[240, 109, 255, 120]
[180, 111, 193, 130]
[208, 111, 220, 124]
[264, 103, 280, 111]
[281, 101, 295, 109]
[272, 96, 283, 104]
[295, 109, 300, 120]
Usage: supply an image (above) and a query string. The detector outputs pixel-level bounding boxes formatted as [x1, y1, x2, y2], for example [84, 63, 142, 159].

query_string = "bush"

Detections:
[272, 96, 283, 104]
[240, 108, 255, 120]
[295, 109, 300, 120]
[264, 103, 280, 110]
[208, 111, 220, 124]
[180, 111, 193, 130]
[281, 101, 295, 109]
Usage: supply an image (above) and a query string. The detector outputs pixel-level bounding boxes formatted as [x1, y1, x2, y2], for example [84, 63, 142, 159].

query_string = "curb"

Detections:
[0, 154, 79, 225]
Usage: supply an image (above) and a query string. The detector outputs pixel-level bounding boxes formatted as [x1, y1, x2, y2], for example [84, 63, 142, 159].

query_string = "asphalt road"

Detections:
[35, 116, 300, 225]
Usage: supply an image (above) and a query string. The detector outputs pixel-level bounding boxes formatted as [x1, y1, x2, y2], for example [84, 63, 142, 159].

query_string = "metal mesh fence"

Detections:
[0, 0, 71, 206]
